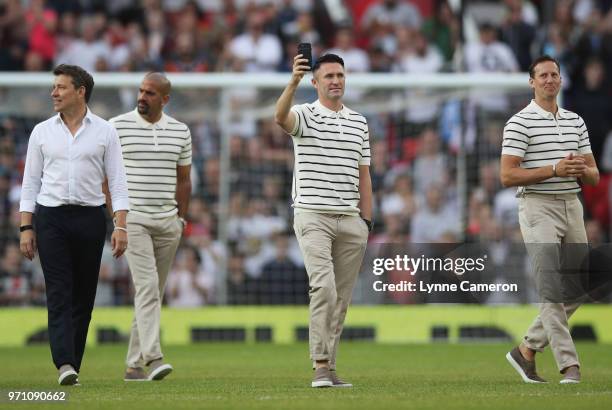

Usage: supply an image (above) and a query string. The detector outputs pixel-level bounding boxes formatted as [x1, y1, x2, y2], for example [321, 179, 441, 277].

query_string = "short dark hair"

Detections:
[528, 55, 561, 79]
[53, 64, 95, 103]
[313, 54, 344, 73]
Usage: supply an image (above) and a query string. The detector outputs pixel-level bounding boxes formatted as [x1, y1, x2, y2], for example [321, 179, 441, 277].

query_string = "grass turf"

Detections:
[0, 343, 611, 409]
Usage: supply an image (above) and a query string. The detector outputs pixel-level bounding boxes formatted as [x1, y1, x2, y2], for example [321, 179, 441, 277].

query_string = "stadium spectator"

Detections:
[166, 245, 215, 307]
[568, 5, 612, 84]
[258, 233, 308, 304]
[361, 0, 422, 33]
[0, 0, 27, 70]
[501, 0, 536, 71]
[110, 72, 192, 382]
[54, 11, 79, 65]
[164, 31, 209, 72]
[411, 128, 449, 195]
[380, 173, 417, 228]
[422, 0, 460, 64]
[228, 8, 282, 72]
[396, 30, 444, 131]
[326, 26, 370, 73]
[226, 248, 259, 304]
[567, 57, 611, 163]
[367, 43, 393, 72]
[55, 15, 110, 72]
[463, 22, 520, 145]
[410, 184, 459, 243]
[464, 23, 520, 74]
[278, 9, 320, 52]
[25, 0, 57, 69]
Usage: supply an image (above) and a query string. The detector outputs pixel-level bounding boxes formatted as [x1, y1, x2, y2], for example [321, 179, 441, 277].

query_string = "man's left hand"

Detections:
[111, 229, 128, 258]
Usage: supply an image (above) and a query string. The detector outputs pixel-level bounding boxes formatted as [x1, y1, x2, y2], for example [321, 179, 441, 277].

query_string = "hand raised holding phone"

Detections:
[292, 43, 312, 84]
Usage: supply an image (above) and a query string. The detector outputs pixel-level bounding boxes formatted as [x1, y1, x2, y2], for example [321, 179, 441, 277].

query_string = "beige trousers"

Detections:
[294, 212, 369, 369]
[518, 193, 588, 372]
[125, 213, 182, 368]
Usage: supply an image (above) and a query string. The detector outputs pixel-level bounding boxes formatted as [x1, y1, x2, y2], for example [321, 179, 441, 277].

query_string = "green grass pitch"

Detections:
[1, 343, 611, 409]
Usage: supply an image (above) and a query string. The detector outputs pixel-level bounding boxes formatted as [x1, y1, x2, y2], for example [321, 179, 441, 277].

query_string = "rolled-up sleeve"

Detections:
[19, 126, 43, 213]
[105, 126, 130, 212]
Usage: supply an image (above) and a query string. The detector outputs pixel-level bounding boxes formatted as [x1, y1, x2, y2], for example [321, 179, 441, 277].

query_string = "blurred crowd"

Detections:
[1, 0, 612, 306]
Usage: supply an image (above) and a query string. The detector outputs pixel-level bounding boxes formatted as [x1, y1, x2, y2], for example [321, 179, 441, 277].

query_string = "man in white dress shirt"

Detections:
[19, 64, 130, 386]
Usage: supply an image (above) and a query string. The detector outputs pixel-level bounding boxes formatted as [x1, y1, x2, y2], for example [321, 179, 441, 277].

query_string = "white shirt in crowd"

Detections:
[229, 33, 282, 72]
[19, 109, 130, 213]
[166, 268, 215, 307]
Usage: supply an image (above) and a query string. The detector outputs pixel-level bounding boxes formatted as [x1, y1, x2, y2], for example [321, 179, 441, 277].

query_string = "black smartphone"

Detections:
[297, 43, 312, 70]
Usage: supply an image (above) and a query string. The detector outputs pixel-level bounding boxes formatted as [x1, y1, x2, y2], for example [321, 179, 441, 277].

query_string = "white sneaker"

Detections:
[58, 365, 78, 386]
[148, 360, 173, 381]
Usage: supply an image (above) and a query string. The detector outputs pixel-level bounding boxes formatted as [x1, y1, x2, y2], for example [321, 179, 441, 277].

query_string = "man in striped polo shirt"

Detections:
[500, 55, 600, 384]
[274, 53, 372, 388]
[110, 73, 192, 382]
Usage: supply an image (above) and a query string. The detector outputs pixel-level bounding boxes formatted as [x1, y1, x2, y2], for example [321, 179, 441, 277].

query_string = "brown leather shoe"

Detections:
[311, 367, 333, 388]
[124, 367, 148, 382]
[330, 370, 352, 388]
[506, 346, 547, 383]
[560, 366, 580, 384]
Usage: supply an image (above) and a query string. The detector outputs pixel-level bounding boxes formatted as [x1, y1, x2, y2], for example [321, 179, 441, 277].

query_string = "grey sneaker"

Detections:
[58, 364, 78, 386]
[506, 346, 547, 383]
[311, 367, 333, 388]
[147, 359, 173, 381]
[560, 366, 580, 384]
[124, 367, 148, 382]
[330, 370, 352, 388]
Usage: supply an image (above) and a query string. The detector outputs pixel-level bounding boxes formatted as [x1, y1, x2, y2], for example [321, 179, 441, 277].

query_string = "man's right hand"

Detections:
[275, 54, 311, 134]
[556, 153, 587, 178]
[20, 230, 37, 260]
[291, 54, 311, 84]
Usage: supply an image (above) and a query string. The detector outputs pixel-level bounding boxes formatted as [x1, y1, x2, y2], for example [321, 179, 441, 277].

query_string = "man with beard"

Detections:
[110, 73, 192, 381]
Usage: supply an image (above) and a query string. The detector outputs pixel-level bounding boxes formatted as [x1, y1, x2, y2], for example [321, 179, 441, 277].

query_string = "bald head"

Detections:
[144, 72, 171, 96]
[137, 72, 171, 123]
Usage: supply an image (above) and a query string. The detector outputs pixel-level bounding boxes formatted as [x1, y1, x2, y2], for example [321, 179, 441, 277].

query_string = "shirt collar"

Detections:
[528, 99, 568, 119]
[132, 108, 169, 129]
[314, 100, 349, 119]
[54, 106, 94, 124]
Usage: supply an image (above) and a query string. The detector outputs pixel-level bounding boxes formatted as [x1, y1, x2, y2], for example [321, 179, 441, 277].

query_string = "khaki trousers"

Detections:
[125, 213, 182, 368]
[518, 193, 588, 372]
[294, 212, 369, 369]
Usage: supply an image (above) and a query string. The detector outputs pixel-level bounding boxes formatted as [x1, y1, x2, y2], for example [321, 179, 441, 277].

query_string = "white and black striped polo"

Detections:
[109, 109, 192, 218]
[502, 100, 591, 194]
[289, 100, 370, 215]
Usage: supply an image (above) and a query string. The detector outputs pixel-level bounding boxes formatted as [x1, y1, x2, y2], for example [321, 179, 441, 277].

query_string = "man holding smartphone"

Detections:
[274, 51, 372, 388]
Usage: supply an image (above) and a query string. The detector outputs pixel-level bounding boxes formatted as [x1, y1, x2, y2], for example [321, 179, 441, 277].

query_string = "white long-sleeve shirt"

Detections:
[19, 109, 130, 213]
